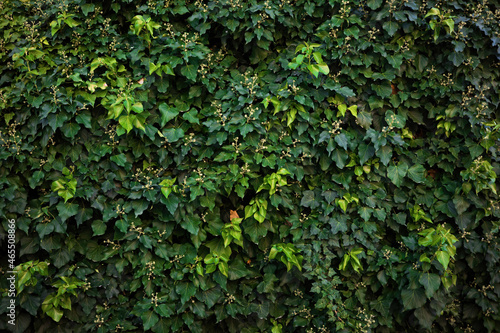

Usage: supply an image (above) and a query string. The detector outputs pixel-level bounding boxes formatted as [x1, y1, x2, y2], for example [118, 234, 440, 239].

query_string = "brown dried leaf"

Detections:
[229, 210, 239, 220]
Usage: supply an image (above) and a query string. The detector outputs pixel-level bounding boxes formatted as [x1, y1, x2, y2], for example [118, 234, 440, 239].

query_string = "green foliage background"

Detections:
[0, 0, 499, 332]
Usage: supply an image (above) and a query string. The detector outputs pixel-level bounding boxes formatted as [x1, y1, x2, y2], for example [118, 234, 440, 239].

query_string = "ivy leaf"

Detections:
[61, 123, 80, 138]
[358, 207, 373, 221]
[415, 54, 429, 72]
[228, 256, 251, 280]
[141, 311, 159, 330]
[334, 133, 348, 150]
[91, 220, 107, 236]
[317, 63, 329, 75]
[29, 171, 45, 189]
[331, 149, 348, 169]
[110, 153, 127, 166]
[385, 110, 405, 128]
[253, 301, 270, 319]
[161, 194, 179, 215]
[301, 191, 320, 209]
[329, 216, 348, 234]
[51, 248, 73, 268]
[239, 123, 254, 137]
[180, 216, 201, 235]
[244, 220, 269, 243]
[452, 195, 470, 215]
[401, 288, 427, 310]
[176, 282, 197, 304]
[370, 297, 391, 317]
[408, 164, 426, 183]
[47, 113, 69, 131]
[358, 142, 375, 165]
[414, 307, 435, 330]
[367, 0, 383, 9]
[183, 109, 200, 124]
[335, 86, 355, 97]
[159, 103, 179, 126]
[377, 145, 392, 166]
[436, 251, 450, 270]
[45, 307, 64, 322]
[307, 64, 320, 78]
[383, 21, 399, 36]
[387, 54, 404, 69]
[262, 154, 276, 168]
[181, 64, 198, 81]
[200, 288, 222, 309]
[19, 294, 41, 316]
[57, 202, 79, 222]
[162, 128, 184, 142]
[153, 318, 171, 333]
[372, 82, 393, 98]
[331, 172, 352, 190]
[356, 111, 373, 129]
[387, 161, 408, 187]
[119, 114, 135, 133]
[448, 52, 464, 66]
[419, 272, 441, 298]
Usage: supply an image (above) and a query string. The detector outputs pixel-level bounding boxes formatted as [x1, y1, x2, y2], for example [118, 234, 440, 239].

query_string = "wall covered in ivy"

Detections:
[0, 0, 499, 332]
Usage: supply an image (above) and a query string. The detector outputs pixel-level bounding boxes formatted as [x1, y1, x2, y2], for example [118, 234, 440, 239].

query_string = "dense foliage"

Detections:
[1, 0, 499, 332]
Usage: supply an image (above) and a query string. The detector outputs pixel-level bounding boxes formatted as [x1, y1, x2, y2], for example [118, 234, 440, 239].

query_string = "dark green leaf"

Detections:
[331, 149, 348, 169]
[401, 288, 427, 310]
[372, 82, 393, 98]
[329, 216, 348, 234]
[419, 272, 441, 298]
[142, 311, 159, 330]
[377, 145, 392, 166]
[159, 103, 179, 126]
[358, 142, 375, 165]
[408, 164, 426, 183]
[181, 64, 198, 81]
[176, 282, 197, 304]
[383, 21, 399, 36]
[301, 191, 320, 209]
[56, 202, 79, 222]
[387, 161, 408, 187]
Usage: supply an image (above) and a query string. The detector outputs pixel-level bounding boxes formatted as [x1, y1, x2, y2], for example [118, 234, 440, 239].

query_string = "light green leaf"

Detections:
[218, 261, 229, 277]
[119, 115, 135, 133]
[436, 251, 450, 270]
[317, 63, 329, 75]
[46, 306, 64, 322]
[443, 18, 454, 34]
[338, 104, 347, 117]
[425, 8, 440, 18]
[307, 64, 319, 77]
[131, 102, 143, 113]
